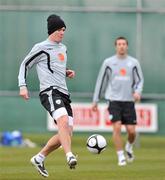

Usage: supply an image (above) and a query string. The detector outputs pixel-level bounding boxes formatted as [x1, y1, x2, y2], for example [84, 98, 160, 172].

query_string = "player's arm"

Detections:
[92, 102, 98, 111]
[18, 45, 41, 100]
[133, 61, 144, 102]
[92, 60, 108, 111]
[19, 86, 29, 100]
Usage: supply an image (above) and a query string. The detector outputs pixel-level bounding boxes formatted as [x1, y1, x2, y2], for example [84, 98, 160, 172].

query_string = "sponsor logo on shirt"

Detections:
[58, 53, 65, 61]
[119, 68, 127, 76]
[114, 76, 130, 81]
[114, 68, 130, 80]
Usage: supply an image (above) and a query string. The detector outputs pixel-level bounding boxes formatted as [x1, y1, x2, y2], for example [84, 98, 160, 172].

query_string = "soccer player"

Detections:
[18, 14, 77, 177]
[92, 37, 144, 166]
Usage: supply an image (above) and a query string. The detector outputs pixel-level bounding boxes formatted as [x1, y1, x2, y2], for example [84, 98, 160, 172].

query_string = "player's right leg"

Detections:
[30, 155, 49, 177]
[30, 134, 61, 177]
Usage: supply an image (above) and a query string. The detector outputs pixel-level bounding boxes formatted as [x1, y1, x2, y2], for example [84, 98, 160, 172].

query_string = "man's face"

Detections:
[53, 27, 65, 42]
[115, 39, 128, 56]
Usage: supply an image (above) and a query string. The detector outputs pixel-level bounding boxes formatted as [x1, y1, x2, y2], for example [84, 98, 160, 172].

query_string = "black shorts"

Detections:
[39, 88, 73, 119]
[108, 101, 136, 125]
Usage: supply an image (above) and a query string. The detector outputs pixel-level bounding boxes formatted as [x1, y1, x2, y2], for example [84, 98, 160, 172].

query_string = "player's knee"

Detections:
[128, 130, 136, 137]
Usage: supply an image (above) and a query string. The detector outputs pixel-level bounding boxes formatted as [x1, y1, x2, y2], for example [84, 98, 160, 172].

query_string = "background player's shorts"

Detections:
[39, 88, 73, 125]
[108, 101, 137, 125]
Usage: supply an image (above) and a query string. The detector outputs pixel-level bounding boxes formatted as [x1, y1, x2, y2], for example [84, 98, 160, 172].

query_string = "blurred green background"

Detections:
[0, 0, 165, 134]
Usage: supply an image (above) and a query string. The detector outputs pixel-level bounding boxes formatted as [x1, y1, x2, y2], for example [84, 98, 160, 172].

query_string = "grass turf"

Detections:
[0, 133, 165, 180]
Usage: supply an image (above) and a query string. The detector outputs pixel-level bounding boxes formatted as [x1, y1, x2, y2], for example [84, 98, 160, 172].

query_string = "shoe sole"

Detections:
[118, 159, 127, 166]
[69, 159, 77, 169]
[30, 158, 49, 178]
[126, 157, 134, 163]
[118, 162, 127, 166]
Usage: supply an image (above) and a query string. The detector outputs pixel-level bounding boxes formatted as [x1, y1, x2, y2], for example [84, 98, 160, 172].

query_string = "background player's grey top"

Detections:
[93, 55, 144, 102]
[18, 38, 69, 95]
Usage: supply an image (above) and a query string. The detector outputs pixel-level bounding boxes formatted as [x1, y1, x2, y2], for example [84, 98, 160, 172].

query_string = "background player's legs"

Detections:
[125, 125, 136, 144]
[125, 124, 136, 162]
[112, 121, 122, 151]
[112, 121, 126, 166]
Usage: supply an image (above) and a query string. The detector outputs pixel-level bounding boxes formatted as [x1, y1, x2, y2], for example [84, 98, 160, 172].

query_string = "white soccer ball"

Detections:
[86, 134, 107, 154]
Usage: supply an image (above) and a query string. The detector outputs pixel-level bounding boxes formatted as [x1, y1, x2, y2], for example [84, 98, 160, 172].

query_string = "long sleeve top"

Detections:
[93, 55, 144, 102]
[18, 38, 69, 95]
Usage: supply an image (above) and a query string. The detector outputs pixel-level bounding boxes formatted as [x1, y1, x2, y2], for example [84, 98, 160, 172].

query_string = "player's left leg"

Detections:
[112, 121, 127, 166]
[108, 101, 126, 166]
[125, 125, 136, 162]
[122, 102, 136, 163]
[67, 123, 77, 169]
[56, 114, 77, 169]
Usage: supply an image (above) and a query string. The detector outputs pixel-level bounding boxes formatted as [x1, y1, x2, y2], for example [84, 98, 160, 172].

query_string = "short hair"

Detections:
[115, 37, 128, 46]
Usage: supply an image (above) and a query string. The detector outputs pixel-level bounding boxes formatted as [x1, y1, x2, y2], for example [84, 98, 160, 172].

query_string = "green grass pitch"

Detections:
[0, 133, 165, 180]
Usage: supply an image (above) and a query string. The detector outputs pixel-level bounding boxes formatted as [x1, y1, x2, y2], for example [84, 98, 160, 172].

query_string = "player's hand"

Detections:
[66, 69, 75, 78]
[133, 92, 141, 102]
[19, 86, 29, 100]
[92, 103, 98, 111]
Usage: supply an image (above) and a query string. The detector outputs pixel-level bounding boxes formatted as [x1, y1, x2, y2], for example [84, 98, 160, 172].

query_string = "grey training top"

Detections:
[93, 55, 144, 102]
[18, 38, 69, 94]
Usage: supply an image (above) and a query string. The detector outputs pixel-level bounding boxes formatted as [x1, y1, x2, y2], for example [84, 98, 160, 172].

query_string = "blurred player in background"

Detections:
[92, 37, 144, 166]
[18, 14, 77, 177]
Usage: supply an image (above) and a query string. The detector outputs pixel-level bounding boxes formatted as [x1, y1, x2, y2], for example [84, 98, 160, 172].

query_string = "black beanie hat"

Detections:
[47, 14, 66, 35]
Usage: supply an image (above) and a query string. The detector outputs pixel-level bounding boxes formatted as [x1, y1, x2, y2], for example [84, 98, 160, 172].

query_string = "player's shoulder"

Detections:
[59, 42, 66, 47]
[127, 55, 139, 64]
[104, 55, 117, 64]
[35, 39, 49, 48]
[32, 40, 67, 52]
[31, 40, 46, 51]
[59, 42, 67, 51]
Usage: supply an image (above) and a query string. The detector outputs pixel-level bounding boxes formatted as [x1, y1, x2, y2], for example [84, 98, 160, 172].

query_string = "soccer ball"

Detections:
[86, 134, 107, 154]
